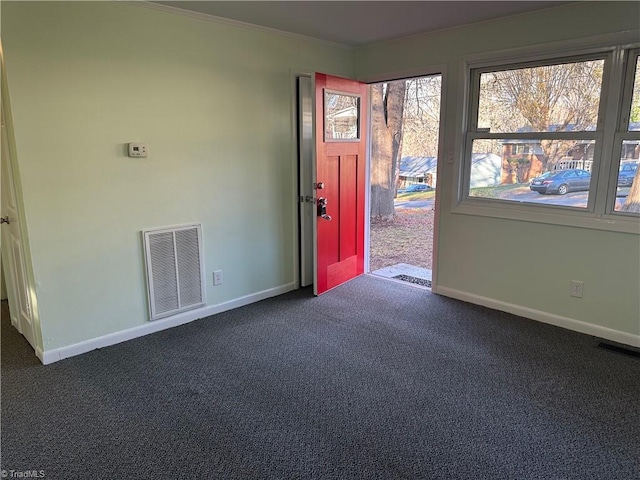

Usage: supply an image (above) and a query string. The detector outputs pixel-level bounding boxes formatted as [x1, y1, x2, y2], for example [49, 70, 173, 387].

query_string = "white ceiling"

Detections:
[154, 1, 574, 47]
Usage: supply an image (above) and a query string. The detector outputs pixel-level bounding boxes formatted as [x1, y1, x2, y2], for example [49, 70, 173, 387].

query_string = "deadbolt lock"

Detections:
[317, 197, 331, 221]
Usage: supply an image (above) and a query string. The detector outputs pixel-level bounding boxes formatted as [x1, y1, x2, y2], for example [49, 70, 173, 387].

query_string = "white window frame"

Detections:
[606, 47, 640, 217]
[453, 33, 640, 234]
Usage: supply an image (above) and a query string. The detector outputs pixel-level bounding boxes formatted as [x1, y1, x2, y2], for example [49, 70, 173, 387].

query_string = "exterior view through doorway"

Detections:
[297, 73, 442, 294]
[369, 74, 443, 289]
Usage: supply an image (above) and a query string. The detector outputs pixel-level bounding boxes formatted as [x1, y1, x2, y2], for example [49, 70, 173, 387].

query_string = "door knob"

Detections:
[0, 216, 9, 225]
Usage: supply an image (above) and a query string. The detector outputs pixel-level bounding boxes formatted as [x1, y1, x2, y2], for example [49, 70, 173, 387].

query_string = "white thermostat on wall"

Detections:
[128, 142, 148, 158]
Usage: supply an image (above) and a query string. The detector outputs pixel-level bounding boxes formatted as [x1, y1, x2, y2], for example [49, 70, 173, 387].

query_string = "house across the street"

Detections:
[399, 153, 503, 190]
[398, 156, 438, 188]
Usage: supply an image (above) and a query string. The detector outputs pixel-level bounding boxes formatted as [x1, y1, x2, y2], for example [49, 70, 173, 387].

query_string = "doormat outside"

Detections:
[393, 274, 432, 288]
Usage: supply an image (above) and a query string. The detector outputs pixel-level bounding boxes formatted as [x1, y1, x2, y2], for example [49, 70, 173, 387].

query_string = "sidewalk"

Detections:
[371, 263, 432, 289]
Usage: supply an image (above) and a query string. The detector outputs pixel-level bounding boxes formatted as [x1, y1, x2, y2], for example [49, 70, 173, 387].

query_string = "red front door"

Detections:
[314, 73, 367, 295]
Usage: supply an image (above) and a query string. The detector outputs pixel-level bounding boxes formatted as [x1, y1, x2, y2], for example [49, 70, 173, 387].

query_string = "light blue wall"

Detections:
[2, 1, 353, 351]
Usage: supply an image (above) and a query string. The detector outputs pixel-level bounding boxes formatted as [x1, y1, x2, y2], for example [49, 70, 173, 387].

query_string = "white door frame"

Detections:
[296, 74, 314, 288]
[362, 66, 447, 290]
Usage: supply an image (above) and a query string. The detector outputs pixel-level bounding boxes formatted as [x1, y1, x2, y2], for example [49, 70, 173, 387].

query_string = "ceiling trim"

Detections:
[121, 0, 355, 50]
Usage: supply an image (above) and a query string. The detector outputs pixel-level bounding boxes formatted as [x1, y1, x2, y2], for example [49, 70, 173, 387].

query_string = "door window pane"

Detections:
[324, 91, 360, 141]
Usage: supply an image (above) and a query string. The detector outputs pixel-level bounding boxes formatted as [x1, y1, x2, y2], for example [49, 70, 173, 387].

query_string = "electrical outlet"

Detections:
[213, 270, 223, 286]
[570, 280, 583, 298]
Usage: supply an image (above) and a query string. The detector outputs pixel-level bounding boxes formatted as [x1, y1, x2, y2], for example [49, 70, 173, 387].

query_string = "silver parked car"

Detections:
[529, 169, 591, 195]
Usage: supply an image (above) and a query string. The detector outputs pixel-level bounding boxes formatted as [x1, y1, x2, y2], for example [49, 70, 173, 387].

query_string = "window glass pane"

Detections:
[477, 59, 604, 133]
[629, 56, 640, 131]
[324, 91, 360, 141]
[468, 139, 594, 209]
[614, 140, 640, 212]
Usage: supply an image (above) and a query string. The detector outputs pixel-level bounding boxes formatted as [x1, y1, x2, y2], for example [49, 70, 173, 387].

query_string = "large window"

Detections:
[460, 43, 640, 229]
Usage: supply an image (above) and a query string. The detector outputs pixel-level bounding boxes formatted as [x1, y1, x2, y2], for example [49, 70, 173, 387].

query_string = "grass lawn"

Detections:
[469, 183, 529, 199]
[370, 208, 434, 272]
[396, 190, 437, 202]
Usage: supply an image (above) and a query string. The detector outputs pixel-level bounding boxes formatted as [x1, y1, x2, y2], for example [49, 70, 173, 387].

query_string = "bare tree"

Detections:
[370, 81, 406, 219]
[402, 76, 441, 157]
[485, 60, 603, 179]
[621, 176, 640, 212]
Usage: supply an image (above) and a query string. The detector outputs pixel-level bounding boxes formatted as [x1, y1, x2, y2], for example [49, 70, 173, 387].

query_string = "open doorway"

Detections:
[369, 74, 443, 289]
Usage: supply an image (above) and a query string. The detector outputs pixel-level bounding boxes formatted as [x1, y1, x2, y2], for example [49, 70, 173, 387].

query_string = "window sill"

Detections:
[452, 198, 640, 235]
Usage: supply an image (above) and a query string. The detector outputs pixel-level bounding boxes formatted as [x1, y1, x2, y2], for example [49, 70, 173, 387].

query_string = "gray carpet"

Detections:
[1, 275, 639, 479]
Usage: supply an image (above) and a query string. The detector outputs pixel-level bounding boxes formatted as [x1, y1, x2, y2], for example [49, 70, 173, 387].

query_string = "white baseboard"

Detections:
[40, 282, 297, 365]
[37, 282, 640, 365]
[436, 286, 640, 348]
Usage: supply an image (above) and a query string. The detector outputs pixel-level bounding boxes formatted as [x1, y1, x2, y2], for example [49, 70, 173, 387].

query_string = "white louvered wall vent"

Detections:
[142, 224, 206, 321]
